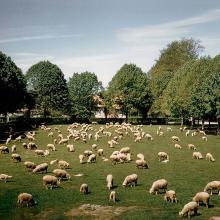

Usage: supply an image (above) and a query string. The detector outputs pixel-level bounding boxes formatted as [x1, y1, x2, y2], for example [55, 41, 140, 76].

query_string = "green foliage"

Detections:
[0, 51, 28, 115]
[25, 61, 71, 117]
[68, 71, 103, 120]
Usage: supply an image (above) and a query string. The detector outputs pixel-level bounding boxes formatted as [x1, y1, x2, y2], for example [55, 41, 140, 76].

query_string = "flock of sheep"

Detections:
[0, 122, 219, 219]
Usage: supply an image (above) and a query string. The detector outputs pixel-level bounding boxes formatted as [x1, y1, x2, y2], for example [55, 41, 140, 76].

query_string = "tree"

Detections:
[107, 64, 152, 122]
[68, 71, 103, 120]
[26, 61, 71, 117]
[0, 51, 28, 120]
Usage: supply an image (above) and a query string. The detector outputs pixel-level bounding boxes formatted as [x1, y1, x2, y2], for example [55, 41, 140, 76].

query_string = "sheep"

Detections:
[33, 163, 48, 174]
[43, 175, 60, 189]
[199, 130, 206, 136]
[185, 130, 190, 136]
[24, 161, 36, 170]
[84, 150, 93, 157]
[27, 142, 37, 150]
[6, 135, 12, 145]
[0, 146, 9, 154]
[35, 149, 46, 156]
[58, 160, 70, 169]
[158, 152, 169, 162]
[202, 136, 207, 141]
[22, 143, 28, 149]
[122, 174, 138, 187]
[149, 179, 168, 194]
[11, 145, 16, 153]
[79, 154, 85, 164]
[206, 153, 215, 162]
[171, 136, 180, 142]
[80, 183, 89, 194]
[97, 148, 104, 156]
[109, 191, 116, 202]
[188, 144, 196, 150]
[167, 127, 172, 132]
[137, 153, 145, 160]
[50, 159, 58, 165]
[91, 144, 97, 150]
[134, 136, 142, 142]
[67, 144, 75, 152]
[87, 154, 96, 163]
[52, 169, 71, 180]
[106, 174, 113, 190]
[164, 190, 177, 203]
[136, 159, 148, 169]
[0, 174, 13, 183]
[174, 143, 182, 149]
[110, 154, 120, 164]
[47, 144, 56, 151]
[17, 193, 36, 207]
[11, 153, 21, 162]
[204, 181, 220, 195]
[48, 132, 53, 137]
[58, 138, 69, 145]
[209, 217, 220, 220]
[26, 134, 35, 141]
[145, 133, 153, 140]
[192, 192, 210, 208]
[179, 201, 198, 218]
[120, 147, 130, 154]
[192, 152, 203, 159]
[14, 135, 22, 142]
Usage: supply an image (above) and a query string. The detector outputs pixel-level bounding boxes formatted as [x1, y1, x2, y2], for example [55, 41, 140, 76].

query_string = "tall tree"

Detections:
[68, 71, 103, 120]
[107, 64, 152, 121]
[0, 51, 28, 120]
[26, 61, 71, 117]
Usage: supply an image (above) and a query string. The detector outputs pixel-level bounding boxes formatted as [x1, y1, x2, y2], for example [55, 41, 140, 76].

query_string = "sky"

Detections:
[1, 0, 220, 87]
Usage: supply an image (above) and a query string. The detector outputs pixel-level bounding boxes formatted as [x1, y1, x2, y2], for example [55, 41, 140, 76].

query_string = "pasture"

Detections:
[0, 123, 220, 220]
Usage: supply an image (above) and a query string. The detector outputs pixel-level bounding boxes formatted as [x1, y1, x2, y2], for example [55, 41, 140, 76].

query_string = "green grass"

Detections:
[0, 124, 220, 219]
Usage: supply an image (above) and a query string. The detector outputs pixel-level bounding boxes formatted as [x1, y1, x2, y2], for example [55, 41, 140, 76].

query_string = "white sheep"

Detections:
[33, 163, 48, 174]
[58, 160, 70, 169]
[80, 183, 89, 194]
[35, 149, 45, 156]
[84, 150, 93, 157]
[164, 190, 177, 203]
[79, 154, 85, 164]
[17, 193, 36, 207]
[91, 144, 97, 150]
[167, 127, 172, 132]
[145, 133, 153, 140]
[0, 174, 13, 183]
[192, 152, 203, 159]
[97, 148, 104, 156]
[0, 146, 9, 153]
[47, 144, 56, 151]
[122, 174, 138, 187]
[106, 174, 113, 190]
[11, 153, 21, 162]
[11, 145, 16, 153]
[27, 142, 37, 150]
[206, 153, 215, 162]
[58, 138, 69, 145]
[120, 147, 130, 154]
[171, 136, 180, 142]
[43, 175, 60, 189]
[137, 153, 145, 160]
[174, 143, 182, 149]
[24, 161, 36, 170]
[67, 144, 75, 152]
[50, 159, 58, 165]
[179, 201, 198, 218]
[192, 192, 210, 208]
[149, 179, 168, 194]
[110, 154, 120, 164]
[202, 136, 208, 141]
[109, 191, 116, 202]
[52, 169, 71, 180]
[188, 144, 196, 150]
[87, 154, 96, 163]
[136, 159, 148, 169]
[158, 152, 169, 162]
[14, 135, 22, 142]
[185, 130, 190, 136]
[204, 181, 220, 195]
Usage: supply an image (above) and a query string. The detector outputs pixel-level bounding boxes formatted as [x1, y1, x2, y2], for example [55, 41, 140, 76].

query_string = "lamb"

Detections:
[52, 169, 71, 180]
[43, 175, 60, 189]
[192, 192, 210, 208]
[0, 146, 9, 153]
[106, 174, 113, 190]
[149, 179, 168, 194]
[174, 143, 182, 149]
[192, 152, 203, 159]
[164, 190, 177, 203]
[87, 154, 96, 163]
[33, 163, 48, 174]
[206, 153, 215, 162]
[80, 183, 89, 194]
[11, 145, 16, 153]
[11, 153, 21, 162]
[67, 144, 75, 152]
[204, 181, 220, 195]
[109, 191, 116, 202]
[47, 144, 56, 151]
[188, 144, 196, 150]
[17, 193, 36, 207]
[58, 160, 70, 169]
[24, 161, 36, 170]
[0, 174, 13, 183]
[158, 152, 169, 162]
[97, 148, 104, 156]
[136, 159, 148, 169]
[179, 201, 198, 218]
[171, 136, 180, 142]
[122, 174, 138, 187]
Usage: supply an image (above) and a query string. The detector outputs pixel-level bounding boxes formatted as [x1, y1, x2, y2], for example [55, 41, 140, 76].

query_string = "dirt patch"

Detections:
[65, 204, 138, 219]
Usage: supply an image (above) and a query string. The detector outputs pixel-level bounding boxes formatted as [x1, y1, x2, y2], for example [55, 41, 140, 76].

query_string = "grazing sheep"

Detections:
[192, 192, 210, 208]
[206, 153, 215, 162]
[199, 130, 206, 136]
[11, 153, 21, 162]
[84, 150, 93, 157]
[167, 127, 172, 132]
[43, 175, 60, 189]
[33, 163, 48, 174]
[26, 134, 35, 141]
[0, 146, 9, 154]
[174, 143, 182, 149]
[58, 160, 70, 169]
[11, 145, 16, 153]
[137, 153, 145, 160]
[87, 154, 96, 163]
[15, 135, 22, 142]
[27, 142, 37, 150]
[58, 138, 69, 145]
[188, 144, 196, 150]
[209, 217, 220, 220]
[109, 191, 116, 202]
[192, 152, 203, 159]
[35, 149, 46, 156]
[202, 136, 208, 141]
[91, 144, 97, 150]
[48, 132, 53, 137]
[52, 169, 71, 180]
[79, 154, 85, 164]
[47, 144, 56, 151]
[22, 143, 28, 149]
[24, 161, 36, 170]
[149, 179, 168, 194]
[204, 181, 220, 195]
[136, 159, 148, 169]
[97, 148, 104, 156]
[0, 174, 13, 183]
[171, 136, 180, 142]
[185, 130, 190, 136]
[80, 183, 89, 194]
[164, 190, 177, 203]
[120, 147, 130, 154]
[158, 152, 169, 162]
[106, 174, 113, 190]
[67, 144, 75, 152]
[179, 201, 198, 218]
[122, 174, 138, 187]
[110, 154, 120, 164]
[145, 133, 153, 140]
[134, 136, 142, 142]
[17, 193, 36, 207]
[50, 159, 58, 165]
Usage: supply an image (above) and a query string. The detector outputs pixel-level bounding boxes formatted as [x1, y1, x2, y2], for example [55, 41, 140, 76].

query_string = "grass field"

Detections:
[0, 124, 220, 220]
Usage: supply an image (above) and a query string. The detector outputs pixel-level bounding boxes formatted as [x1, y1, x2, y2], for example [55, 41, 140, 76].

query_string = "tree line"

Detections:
[0, 38, 220, 127]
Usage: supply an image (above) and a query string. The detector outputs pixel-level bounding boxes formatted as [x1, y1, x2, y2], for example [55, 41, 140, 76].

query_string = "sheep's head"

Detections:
[179, 211, 183, 217]
[149, 188, 154, 194]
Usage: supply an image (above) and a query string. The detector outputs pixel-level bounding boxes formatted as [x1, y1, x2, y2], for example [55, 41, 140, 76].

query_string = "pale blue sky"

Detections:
[1, 0, 220, 86]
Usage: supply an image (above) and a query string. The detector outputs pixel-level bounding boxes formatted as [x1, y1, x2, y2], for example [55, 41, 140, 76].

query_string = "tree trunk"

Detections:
[190, 116, 195, 129]
[201, 118, 205, 130]
[181, 115, 184, 127]
[141, 110, 147, 124]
